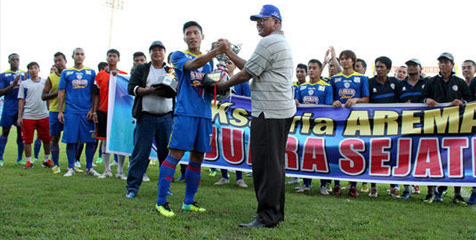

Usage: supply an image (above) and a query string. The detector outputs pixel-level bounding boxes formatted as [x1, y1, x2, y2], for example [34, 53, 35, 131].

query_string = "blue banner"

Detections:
[108, 80, 476, 186]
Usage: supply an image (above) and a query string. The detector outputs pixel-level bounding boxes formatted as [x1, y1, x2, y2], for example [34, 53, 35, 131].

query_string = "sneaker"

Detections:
[42, 159, 54, 168]
[286, 177, 300, 185]
[390, 188, 400, 198]
[156, 202, 175, 217]
[435, 193, 443, 202]
[95, 157, 103, 164]
[466, 192, 476, 205]
[0, 160, 3, 166]
[182, 202, 206, 212]
[209, 169, 217, 177]
[176, 175, 185, 182]
[75, 161, 81, 168]
[453, 195, 466, 205]
[333, 185, 342, 196]
[74, 168, 84, 173]
[326, 182, 333, 192]
[116, 172, 127, 180]
[320, 186, 329, 196]
[401, 191, 411, 199]
[24, 161, 34, 169]
[236, 179, 248, 188]
[295, 185, 311, 193]
[85, 169, 101, 177]
[98, 171, 113, 179]
[64, 169, 75, 177]
[125, 191, 136, 199]
[16, 160, 26, 165]
[167, 191, 174, 196]
[423, 194, 434, 203]
[142, 173, 150, 182]
[52, 165, 61, 174]
[342, 182, 351, 190]
[214, 178, 230, 185]
[360, 183, 369, 193]
[412, 185, 420, 194]
[369, 188, 378, 197]
[349, 187, 359, 198]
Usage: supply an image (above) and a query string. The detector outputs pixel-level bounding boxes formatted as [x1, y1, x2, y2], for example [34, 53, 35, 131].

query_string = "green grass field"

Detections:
[1, 129, 475, 239]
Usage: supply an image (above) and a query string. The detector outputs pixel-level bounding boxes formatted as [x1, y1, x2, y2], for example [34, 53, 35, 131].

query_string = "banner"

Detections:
[107, 79, 476, 186]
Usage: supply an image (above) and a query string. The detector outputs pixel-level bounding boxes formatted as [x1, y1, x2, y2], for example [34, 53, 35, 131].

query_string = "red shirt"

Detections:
[95, 70, 127, 113]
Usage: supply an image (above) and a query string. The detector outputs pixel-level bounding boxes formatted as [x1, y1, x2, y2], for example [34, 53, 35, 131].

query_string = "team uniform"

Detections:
[295, 80, 333, 105]
[0, 69, 28, 163]
[397, 77, 426, 103]
[59, 67, 98, 173]
[48, 72, 64, 136]
[156, 50, 214, 214]
[368, 77, 399, 103]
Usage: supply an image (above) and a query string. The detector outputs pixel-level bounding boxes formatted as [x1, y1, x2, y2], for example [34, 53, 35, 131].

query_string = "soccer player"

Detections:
[295, 59, 333, 195]
[331, 50, 369, 198]
[58, 48, 100, 177]
[42, 52, 67, 174]
[155, 21, 228, 217]
[18, 62, 52, 169]
[368, 56, 400, 198]
[95, 49, 128, 179]
[0, 53, 28, 166]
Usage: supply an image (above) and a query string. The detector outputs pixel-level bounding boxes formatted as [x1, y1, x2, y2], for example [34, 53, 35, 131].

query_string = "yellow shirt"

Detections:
[48, 72, 64, 112]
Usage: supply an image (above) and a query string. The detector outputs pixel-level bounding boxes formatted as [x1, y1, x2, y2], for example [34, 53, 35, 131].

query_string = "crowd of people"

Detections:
[1, 4, 475, 228]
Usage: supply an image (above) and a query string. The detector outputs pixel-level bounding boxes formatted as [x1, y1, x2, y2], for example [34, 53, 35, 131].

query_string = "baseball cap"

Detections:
[437, 52, 454, 62]
[250, 4, 282, 22]
[149, 41, 166, 51]
[405, 58, 422, 66]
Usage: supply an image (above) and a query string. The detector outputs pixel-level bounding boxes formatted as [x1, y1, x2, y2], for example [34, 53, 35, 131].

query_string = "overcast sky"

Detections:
[1, 0, 475, 78]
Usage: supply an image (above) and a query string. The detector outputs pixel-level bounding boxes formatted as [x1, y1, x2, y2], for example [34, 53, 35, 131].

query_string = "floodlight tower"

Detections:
[105, 0, 124, 48]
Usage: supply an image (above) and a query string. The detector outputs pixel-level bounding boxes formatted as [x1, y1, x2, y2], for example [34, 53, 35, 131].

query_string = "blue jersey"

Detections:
[58, 67, 96, 114]
[0, 69, 28, 110]
[172, 51, 214, 119]
[331, 72, 369, 104]
[295, 80, 333, 105]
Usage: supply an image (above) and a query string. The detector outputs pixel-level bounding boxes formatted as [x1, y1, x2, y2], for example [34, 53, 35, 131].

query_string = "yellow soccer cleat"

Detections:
[182, 202, 206, 212]
[156, 203, 175, 217]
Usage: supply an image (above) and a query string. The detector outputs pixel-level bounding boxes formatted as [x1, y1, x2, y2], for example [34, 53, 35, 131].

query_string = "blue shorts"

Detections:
[168, 115, 212, 153]
[49, 112, 64, 136]
[0, 108, 18, 128]
[62, 113, 96, 143]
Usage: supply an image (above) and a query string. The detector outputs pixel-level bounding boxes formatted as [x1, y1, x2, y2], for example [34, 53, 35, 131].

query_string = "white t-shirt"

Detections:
[18, 78, 49, 120]
[142, 65, 173, 114]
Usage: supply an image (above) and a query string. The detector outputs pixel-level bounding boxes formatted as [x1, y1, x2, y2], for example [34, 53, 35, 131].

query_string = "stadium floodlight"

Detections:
[104, 0, 124, 48]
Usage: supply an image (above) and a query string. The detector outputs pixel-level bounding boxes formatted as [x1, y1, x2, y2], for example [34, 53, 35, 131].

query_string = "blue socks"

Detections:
[184, 161, 202, 204]
[34, 139, 41, 159]
[16, 135, 23, 161]
[0, 136, 8, 160]
[51, 145, 60, 166]
[66, 143, 78, 169]
[85, 142, 96, 170]
[157, 155, 179, 205]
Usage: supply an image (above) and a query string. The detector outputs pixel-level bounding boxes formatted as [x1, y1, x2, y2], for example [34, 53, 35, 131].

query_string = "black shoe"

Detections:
[239, 219, 266, 228]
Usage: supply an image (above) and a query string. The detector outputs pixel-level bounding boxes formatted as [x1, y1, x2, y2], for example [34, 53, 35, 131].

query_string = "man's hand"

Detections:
[58, 112, 65, 124]
[323, 49, 330, 64]
[425, 98, 438, 107]
[87, 110, 97, 122]
[451, 99, 464, 106]
[12, 74, 21, 86]
[17, 117, 22, 127]
[344, 98, 358, 108]
[333, 100, 342, 108]
[216, 39, 230, 54]
[330, 46, 336, 59]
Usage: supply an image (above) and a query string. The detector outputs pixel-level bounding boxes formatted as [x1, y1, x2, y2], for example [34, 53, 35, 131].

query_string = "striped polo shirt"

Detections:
[244, 31, 296, 119]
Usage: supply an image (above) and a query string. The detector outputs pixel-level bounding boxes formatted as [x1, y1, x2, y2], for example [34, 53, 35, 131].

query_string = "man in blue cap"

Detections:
[216, 4, 296, 228]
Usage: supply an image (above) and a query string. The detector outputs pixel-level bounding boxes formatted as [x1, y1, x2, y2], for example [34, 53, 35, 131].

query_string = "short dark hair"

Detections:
[133, 51, 146, 60]
[463, 59, 476, 68]
[8, 53, 19, 60]
[54, 52, 66, 60]
[296, 63, 308, 73]
[27, 62, 39, 70]
[98, 62, 108, 71]
[107, 49, 120, 57]
[183, 21, 202, 34]
[375, 56, 392, 69]
[339, 50, 357, 66]
[356, 58, 367, 68]
[308, 59, 323, 69]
